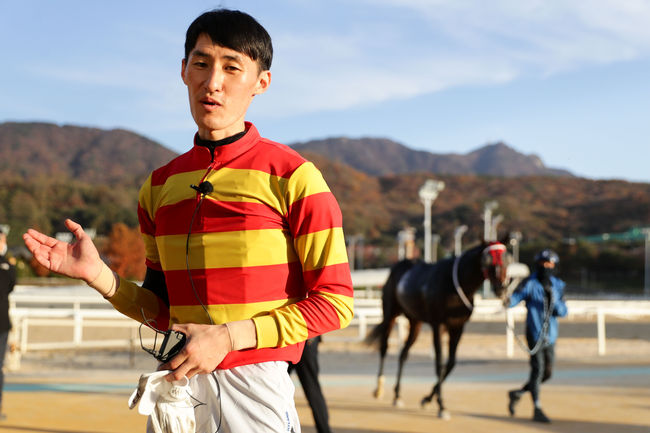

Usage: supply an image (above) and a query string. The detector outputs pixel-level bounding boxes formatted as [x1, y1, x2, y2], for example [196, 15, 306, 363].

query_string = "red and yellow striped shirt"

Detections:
[109, 123, 354, 368]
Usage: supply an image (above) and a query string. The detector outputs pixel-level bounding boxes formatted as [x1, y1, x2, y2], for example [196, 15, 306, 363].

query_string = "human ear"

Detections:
[181, 58, 188, 85]
[253, 70, 271, 96]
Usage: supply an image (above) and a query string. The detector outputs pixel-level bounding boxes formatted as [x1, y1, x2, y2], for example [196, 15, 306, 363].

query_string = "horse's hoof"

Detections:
[439, 410, 451, 420]
[393, 398, 405, 408]
[373, 376, 385, 399]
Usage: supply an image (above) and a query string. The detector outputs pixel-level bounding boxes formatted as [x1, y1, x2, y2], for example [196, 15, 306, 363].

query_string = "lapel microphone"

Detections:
[190, 180, 214, 195]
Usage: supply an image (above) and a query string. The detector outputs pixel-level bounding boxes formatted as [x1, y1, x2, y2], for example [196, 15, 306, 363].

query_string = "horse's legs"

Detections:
[373, 316, 397, 399]
[433, 325, 464, 419]
[421, 323, 443, 409]
[393, 320, 422, 407]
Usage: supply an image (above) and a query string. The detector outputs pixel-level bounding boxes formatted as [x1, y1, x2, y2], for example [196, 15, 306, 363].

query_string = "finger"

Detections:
[184, 366, 203, 380]
[24, 229, 57, 248]
[65, 219, 85, 240]
[170, 323, 189, 334]
[168, 361, 193, 382]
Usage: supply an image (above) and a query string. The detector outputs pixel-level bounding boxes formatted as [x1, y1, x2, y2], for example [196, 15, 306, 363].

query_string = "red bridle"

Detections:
[481, 242, 507, 280]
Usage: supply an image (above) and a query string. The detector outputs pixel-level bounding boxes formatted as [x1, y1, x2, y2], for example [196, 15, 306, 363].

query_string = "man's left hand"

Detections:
[159, 323, 231, 381]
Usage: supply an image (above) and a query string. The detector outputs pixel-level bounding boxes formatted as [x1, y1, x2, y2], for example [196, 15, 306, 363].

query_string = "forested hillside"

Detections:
[2, 122, 648, 291]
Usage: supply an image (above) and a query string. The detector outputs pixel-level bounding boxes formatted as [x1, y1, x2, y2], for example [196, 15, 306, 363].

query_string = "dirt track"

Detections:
[2, 320, 649, 433]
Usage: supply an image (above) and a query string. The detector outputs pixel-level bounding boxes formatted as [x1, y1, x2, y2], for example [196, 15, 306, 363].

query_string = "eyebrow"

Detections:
[190, 50, 243, 63]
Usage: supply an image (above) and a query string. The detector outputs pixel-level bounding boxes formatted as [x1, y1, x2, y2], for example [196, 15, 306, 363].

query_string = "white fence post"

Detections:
[73, 310, 83, 347]
[597, 308, 606, 356]
[20, 317, 29, 354]
[506, 309, 514, 358]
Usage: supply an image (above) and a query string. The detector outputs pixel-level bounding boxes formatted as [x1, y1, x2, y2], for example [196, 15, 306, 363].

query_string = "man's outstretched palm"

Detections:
[23, 218, 102, 283]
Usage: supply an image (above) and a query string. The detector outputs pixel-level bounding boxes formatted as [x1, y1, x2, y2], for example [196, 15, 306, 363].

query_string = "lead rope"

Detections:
[452, 254, 474, 311]
[508, 288, 554, 356]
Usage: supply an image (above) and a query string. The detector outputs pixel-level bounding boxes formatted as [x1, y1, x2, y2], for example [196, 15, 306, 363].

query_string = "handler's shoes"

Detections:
[508, 390, 522, 416]
[533, 407, 551, 423]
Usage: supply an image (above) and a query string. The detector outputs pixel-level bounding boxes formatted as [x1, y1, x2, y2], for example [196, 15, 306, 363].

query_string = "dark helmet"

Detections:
[534, 249, 559, 264]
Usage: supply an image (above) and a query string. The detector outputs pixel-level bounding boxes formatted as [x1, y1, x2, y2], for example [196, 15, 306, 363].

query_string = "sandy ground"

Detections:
[1, 319, 649, 433]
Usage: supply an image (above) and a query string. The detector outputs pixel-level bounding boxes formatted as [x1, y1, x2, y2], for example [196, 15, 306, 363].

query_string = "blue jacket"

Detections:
[508, 272, 568, 345]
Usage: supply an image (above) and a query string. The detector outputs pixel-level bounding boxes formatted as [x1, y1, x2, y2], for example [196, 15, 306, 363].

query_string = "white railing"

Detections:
[8, 274, 650, 359]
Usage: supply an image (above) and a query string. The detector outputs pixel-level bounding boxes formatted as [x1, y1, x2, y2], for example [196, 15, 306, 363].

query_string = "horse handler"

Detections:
[23, 8, 353, 432]
[505, 249, 568, 423]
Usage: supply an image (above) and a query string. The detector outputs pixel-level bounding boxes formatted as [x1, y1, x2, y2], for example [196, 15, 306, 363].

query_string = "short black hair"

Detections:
[184, 9, 273, 71]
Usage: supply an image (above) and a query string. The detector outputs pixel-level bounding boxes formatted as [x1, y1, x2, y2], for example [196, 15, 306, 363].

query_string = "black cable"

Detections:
[186, 187, 223, 432]
[186, 192, 214, 325]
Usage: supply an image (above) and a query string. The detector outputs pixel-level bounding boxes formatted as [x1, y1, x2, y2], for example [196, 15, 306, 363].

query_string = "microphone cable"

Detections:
[186, 180, 224, 432]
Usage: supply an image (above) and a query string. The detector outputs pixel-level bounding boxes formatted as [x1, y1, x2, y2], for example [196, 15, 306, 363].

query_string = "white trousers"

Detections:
[190, 361, 301, 433]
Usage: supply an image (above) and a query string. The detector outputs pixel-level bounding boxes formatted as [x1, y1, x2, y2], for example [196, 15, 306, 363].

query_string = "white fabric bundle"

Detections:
[128, 370, 196, 433]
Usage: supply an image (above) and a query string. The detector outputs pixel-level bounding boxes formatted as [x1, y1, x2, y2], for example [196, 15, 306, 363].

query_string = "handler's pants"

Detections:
[524, 334, 555, 405]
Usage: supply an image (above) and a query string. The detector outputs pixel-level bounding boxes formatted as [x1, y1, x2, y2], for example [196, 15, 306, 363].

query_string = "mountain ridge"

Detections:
[290, 137, 572, 177]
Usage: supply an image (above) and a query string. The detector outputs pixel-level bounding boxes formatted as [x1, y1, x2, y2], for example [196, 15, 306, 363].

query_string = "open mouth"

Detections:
[201, 98, 220, 108]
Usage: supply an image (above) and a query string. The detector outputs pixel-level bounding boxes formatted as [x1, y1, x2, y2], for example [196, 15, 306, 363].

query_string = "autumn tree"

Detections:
[104, 223, 146, 281]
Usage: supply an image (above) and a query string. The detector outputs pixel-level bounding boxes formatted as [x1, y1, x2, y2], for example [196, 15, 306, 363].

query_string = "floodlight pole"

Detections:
[643, 227, 650, 298]
[419, 179, 445, 263]
[510, 231, 522, 263]
[482, 200, 498, 297]
[491, 214, 504, 241]
[454, 225, 468, 256]
[431, 234, 441, 262]
[483, 201, 498, 241]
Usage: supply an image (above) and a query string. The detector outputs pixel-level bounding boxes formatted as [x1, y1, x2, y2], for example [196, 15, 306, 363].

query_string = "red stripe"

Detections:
[145, 260, 163, 271]
[154, 199, 286, 236]
[226, 140, 305, 177]
[218, 343, 303, 369]
[287, 192, 343, 237]
[138, 204, 155, 236]
[298, 296, 343, 339]
[150, 139, 305, 188]
[302, 263, 353, 295]
[164, 261, 305, 305]
[150, 149, 212, 186]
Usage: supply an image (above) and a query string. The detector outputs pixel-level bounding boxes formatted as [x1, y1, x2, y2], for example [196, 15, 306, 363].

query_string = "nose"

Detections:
[205, 67, 224, 92]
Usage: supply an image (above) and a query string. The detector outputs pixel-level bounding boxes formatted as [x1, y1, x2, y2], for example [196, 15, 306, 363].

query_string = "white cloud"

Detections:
[254, 0, 650, 117]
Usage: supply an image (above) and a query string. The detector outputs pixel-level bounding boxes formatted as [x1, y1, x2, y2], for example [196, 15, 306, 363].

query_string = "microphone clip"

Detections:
[190, 181, 214, 195]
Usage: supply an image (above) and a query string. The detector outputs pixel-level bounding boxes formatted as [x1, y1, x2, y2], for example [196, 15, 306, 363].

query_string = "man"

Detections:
[0, 228, 16, 421]
[23, 9, 354, 432]
[506, 249, 567, 423]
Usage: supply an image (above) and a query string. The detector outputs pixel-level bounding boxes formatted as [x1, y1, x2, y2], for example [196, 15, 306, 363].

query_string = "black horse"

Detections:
[366, 241, 510, 419]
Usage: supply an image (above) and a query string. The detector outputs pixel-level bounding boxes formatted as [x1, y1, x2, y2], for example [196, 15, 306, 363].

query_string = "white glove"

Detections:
[128, 370, 196, 433]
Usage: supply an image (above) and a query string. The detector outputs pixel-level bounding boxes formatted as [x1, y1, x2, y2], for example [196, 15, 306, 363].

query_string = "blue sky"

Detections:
[1, 0, 649, 182]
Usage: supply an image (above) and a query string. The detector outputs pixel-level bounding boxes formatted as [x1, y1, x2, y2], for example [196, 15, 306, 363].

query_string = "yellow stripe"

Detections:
[150, 170, 205, 208]
[169, 298, 300, 325]
[149, 168, 295, 215]
[294, 228, 349, 271]
[285, 162, 331, 208]
[141, 233, 160, 265]
[138, 174, 155, 221]
[204, 168, 289, 214]
[157, 229, 298, 270]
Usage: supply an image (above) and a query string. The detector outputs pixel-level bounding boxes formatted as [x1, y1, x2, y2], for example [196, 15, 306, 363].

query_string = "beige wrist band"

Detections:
[224, 320, 257, 351]
[87, 262, 117, 299]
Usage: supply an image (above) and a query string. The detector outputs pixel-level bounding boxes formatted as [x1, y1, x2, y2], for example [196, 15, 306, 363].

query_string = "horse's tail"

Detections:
[364, 259, 415, 346]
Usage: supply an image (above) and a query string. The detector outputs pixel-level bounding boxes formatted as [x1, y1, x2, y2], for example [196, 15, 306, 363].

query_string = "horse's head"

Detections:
[480, 241, 510, 298]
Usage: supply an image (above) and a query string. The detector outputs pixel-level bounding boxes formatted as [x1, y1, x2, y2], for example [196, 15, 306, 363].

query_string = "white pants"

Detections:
[190, 361, 301, 433]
